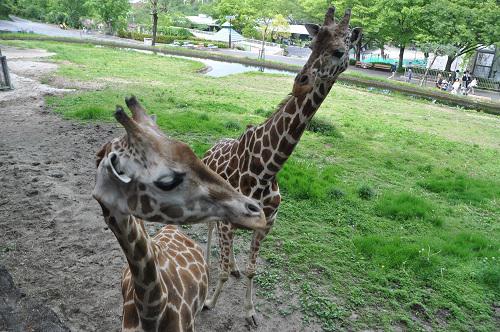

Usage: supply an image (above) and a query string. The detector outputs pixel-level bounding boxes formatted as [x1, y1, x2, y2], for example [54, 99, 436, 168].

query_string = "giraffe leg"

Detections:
[229, 244, 241, 278]
[204, 221, 233, 309]
[244, 228, 270, 327]
[205, 221, 216, 266]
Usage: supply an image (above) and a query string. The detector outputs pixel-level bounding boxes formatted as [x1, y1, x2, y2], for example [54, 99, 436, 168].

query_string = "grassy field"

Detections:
[3, 40, 499, 331]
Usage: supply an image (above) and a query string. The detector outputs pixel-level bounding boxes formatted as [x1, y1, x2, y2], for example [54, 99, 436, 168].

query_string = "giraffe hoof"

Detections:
[230, 270, 241, 278]
[245, 314, 258, 327]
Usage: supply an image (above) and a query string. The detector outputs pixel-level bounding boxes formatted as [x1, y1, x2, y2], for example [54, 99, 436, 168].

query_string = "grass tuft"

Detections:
[375, 192, 439, 223]
[358, 185, 376, 200]
[306, 117, 343, 137]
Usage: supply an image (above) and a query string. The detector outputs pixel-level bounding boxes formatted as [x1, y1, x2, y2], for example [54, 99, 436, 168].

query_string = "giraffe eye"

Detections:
[154, 172, 185, 191]
[332, 50, 345, 58]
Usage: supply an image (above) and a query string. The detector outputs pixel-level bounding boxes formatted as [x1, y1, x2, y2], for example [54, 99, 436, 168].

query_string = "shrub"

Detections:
[328, 188, 345, 199]
[349, 58, 356, 65]
[224, 120, 241, 131]
[358, 185, 375, 200]
[306, 117, 342, 138]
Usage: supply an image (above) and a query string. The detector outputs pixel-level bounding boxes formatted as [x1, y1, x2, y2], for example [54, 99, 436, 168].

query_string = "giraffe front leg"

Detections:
[229, 244, 241, 278]
[244, 228, 269, 327]
[204, 221, 233, 309]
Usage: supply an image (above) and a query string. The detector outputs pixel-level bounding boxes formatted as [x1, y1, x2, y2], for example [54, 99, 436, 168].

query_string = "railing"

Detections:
[406, 66, 500, 91]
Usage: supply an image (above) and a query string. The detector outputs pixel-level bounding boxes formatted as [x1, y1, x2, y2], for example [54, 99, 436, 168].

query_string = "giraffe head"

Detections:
[92, 96, 266, 230]
[293, 7, 362, 96]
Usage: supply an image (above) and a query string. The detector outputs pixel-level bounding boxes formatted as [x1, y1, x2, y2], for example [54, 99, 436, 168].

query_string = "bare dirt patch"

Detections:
[0, 46, 309, 331]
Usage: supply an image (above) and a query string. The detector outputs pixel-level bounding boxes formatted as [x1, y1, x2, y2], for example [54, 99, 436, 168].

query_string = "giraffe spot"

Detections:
[268, 162, 280, 173]
[144, 302, 162, 318]
[143, 260, 157, 285]
[208, 188, 231, 201]
[262, 134, 270, 147]
[252, 188, 263, 199]
[122, 304, 139, 329]
[276, 116, 285, 133]
[140, 195, 155, 215]
[249, 158, 264, 175]
[180, 303, 193, 332]
[133, 238, 147, 260]
[148, 284, 161, 303]
[176, 254, 187, 268]
[129, 261, 140, 277]
[160, 205, 184, 219]
[253, 140, 261, 154]
[134, 282, 146, 299]
[261, 149, 272, 163]
[227, 173, 240, 188]
[313, 92, 322, 105]
[158, 309, 180, 331]
[319, 83, 325, 95]
[148, 215, 164, 222]
[189, 264, 202, 280]
[141, 317, 157, 330]
[273, 153, 288, 166]
[303, 99, 314, 117]
[269, 125, 279, 149]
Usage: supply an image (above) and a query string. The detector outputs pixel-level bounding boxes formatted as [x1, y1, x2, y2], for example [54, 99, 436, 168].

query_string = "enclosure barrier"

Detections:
[0, 34, 499, 115]
[0, 49, 13, 90]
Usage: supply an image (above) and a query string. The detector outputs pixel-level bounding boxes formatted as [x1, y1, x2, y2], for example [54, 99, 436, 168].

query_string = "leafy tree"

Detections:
[417, 43, 458, 85]
[0, 0, 14, 19]
[374, 0, 425, 71]
[88, 0, 130, 33]
[421, 0, 500, 71]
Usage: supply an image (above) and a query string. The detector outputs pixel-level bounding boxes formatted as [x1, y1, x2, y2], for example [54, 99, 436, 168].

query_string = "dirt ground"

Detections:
[0, 46, 310, 331]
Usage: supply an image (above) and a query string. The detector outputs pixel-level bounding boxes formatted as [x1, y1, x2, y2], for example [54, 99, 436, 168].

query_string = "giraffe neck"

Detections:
[98, 204, 164, 320]
[242, 77, 335, 179]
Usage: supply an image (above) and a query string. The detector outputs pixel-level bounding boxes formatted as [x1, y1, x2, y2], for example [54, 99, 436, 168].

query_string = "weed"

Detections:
[358, 185, 375, 200]
[306, 117, 343, 138]
[327, 187, 345, 200]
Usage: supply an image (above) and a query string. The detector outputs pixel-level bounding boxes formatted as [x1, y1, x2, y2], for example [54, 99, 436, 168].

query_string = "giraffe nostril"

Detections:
[246, 203, 260, 214]
[299, 75, 309, 85]
[333, 50, 345, 58]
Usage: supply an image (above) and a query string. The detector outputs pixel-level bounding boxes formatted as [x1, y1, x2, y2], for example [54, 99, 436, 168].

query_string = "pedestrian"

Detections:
[435, 73, 443, 89]
[462, 70, 472, 95]
[451, 79, 461, 94]
[388, 62, 397, 79]
[468, 77, 478, 95]
[406, 68, 413, 82]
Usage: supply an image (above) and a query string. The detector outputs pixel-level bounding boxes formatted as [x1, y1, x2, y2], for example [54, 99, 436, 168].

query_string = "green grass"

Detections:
[2, 40, 498, 331]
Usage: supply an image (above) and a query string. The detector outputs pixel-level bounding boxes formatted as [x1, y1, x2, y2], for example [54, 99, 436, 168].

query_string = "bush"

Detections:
[328, 188, 345, 199]
[349, 58, 356, 65]
[306, 117, 342, 138]
[157, 26, 193, 38]
[358, 185, 375, 200]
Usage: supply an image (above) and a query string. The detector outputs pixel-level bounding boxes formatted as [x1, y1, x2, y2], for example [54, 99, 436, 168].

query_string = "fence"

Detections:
[406, 66, 500, 91]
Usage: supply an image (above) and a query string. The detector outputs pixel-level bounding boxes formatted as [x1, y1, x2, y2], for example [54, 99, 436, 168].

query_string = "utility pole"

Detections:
[0, 48, 13, 90]
[225, 15, 235, 48]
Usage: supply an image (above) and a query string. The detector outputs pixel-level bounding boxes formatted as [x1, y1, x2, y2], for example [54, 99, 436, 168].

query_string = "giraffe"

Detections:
[92, 96, 267, 331]
[202, 7, 362, 325]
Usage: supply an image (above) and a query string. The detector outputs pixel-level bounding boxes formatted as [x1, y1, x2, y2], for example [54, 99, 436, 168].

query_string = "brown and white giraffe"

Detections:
[202, 7, 362, 325]
[92, 96, 266, 331]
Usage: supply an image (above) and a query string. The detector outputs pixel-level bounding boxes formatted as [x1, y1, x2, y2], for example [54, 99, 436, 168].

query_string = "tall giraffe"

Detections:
[202, 7, 362, 325]
[93, 97, 266, 331]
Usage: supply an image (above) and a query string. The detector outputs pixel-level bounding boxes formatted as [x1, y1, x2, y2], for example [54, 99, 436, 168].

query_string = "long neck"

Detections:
[241, 77, 335, 180]
[98, 203, 164, 320]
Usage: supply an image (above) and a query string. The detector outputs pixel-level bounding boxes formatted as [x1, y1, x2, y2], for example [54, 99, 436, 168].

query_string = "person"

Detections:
[468, 77, 478, 95]
[388, 62, 397, 79]
[451, 79, 461, 94]
[435, 73, 443, 89]
[406, 68, 413, 82]
[440, 79, 449, 91]
[462, 70, 472, 95]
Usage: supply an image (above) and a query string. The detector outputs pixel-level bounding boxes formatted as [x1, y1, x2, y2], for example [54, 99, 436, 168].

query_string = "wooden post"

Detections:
[0, 48, 13, 90]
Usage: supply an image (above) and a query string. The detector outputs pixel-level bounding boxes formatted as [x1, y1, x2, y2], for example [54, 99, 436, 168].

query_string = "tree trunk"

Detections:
[152, 12, 158, 46]
[398, 46, 405, 71]
[260, 26, 267, 61]
[380, 47, 385, 59]
[444, 55, 454, 72]
[355, 38, 362, 61]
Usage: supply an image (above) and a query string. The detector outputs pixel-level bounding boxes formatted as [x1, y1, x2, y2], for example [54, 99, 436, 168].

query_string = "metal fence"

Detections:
[406, 66, 500, 91]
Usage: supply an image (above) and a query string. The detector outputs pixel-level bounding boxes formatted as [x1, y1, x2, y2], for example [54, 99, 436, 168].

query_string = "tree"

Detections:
[89, 0, 130, 34]
[375, 0, 425, 71]
[0, 0, 13, 19]
[421, 0, 500, 72]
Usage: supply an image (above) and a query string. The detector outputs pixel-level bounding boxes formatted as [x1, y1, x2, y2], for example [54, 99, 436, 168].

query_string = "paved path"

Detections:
[1, 16, 498, 101]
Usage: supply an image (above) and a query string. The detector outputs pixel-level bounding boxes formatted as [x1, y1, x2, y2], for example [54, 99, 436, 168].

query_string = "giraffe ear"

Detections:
[106, 152, 132, 184]
[305, 24, 319, 38]
[350, 27, 362, 48]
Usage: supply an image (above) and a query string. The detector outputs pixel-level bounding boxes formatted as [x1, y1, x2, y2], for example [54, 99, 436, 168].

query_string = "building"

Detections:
[470, 46, 499, 81]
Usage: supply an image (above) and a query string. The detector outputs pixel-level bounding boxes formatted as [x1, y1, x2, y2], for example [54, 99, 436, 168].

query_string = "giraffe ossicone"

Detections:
[92, 96, 266, 331]
[202, 6, 361, 326]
